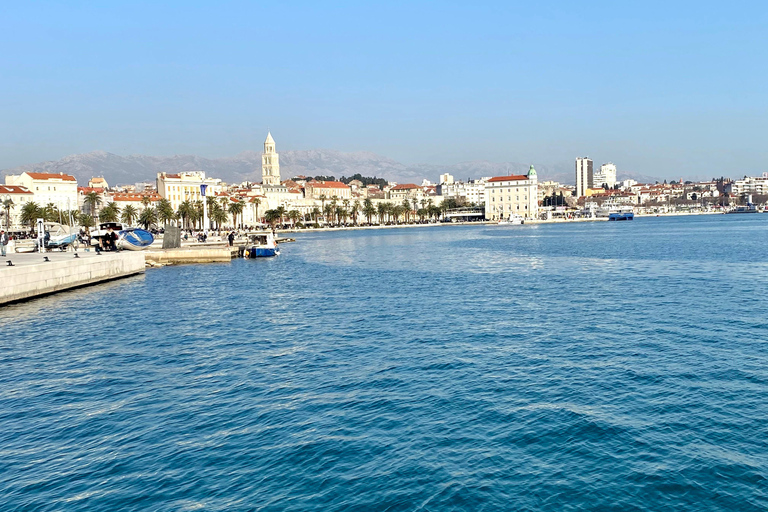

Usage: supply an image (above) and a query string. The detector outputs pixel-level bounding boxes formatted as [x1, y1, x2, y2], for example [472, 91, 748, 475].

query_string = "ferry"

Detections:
[726, 205, 760, 214]
[245, 232, 280, 258]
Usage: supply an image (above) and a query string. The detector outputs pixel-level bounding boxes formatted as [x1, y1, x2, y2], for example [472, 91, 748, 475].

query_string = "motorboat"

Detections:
[245, 232, 280, 258]
[44, 222, 79, 250]
[90, 222, 154, 251]
[498, 215, 524, 225]
[608, 209, 634, 221]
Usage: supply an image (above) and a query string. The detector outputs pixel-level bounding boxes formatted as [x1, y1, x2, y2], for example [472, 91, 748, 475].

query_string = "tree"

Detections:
[84, 191, 102, 217]
[402, 199, 412, 223]
[311, 206, 321, 224]
[42, 203, 60, 222]
[121, 204, 138, 225]
[139, 207, 158, 229]
[157, 198, 176, 226]
[287, 209, 301, 226]
[377, 203, 387, 224]
[2, 198, 13, 231]
[177, 200, 194, 229]
[79, 213, 95, 228]
[251, 197, 262, 224]
[99, 202, 120, 222]
[264, 209, 281, 229]
[212, 207, 229, 229]
[350, 200, 360, 225]
[323, 204, 333, 224]
[229, 200, 244, 228]
[363, 199, 375, 225]
[275, 206, 286, 226]
[20, 201, 40, 230]
[141, 195, 152, 211]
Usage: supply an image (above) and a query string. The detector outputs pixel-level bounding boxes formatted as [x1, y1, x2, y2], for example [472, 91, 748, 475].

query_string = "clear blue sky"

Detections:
[1, 0, 766, 178]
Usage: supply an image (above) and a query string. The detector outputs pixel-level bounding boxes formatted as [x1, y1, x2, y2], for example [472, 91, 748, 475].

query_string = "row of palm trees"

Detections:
[261, 197, 451, 229]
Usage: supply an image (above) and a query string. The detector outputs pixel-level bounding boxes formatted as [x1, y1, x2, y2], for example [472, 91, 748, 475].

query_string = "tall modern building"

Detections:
[575, 157, 593, 197]
[594, 162, 617, 189]
[262, 132, 281, 186]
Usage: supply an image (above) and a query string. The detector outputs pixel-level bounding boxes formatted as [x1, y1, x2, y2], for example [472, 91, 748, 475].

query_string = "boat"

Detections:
[90, 222, 154, 251]
[245, 232, 280, 258]
[608, 210, 634, 221]
[44, 222, 79, 250]
[726, 205, 760, 214]
[497, 215, 524, 225]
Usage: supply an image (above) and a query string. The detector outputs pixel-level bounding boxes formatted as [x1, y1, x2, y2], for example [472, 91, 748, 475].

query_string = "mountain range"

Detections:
[1, 150, 661, 187]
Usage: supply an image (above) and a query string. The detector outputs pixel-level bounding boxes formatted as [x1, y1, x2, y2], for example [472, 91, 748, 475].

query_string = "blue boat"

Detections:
[245, 232, 280, 258]
[91, 222, 154, 251]
[118, 227, 155, 250]
[608, 211, 634, 221]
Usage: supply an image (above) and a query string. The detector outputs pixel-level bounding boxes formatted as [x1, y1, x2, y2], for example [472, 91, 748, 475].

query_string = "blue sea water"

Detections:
[1, 214, 767, 511]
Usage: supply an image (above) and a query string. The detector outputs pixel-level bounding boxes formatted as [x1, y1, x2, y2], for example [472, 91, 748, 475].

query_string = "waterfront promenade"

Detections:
[0, 250, 145, 305]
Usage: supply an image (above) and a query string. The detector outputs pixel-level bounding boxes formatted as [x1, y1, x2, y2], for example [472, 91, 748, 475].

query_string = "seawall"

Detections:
[0, 251, 146, 305]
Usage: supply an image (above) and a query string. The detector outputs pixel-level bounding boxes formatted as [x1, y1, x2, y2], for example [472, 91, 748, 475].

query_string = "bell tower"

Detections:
[262, 132, 281, 186]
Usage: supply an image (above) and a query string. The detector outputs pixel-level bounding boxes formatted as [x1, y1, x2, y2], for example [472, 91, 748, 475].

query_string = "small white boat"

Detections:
[244, 232, 280, 258]
[498, 215, 524, 225]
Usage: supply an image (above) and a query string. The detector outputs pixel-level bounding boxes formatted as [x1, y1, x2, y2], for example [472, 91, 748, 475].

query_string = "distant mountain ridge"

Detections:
[1, 149, 662, 187]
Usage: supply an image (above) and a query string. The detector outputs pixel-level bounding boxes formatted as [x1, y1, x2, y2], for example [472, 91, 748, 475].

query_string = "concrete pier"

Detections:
[0, 251, 146, 305]
[143, 246, 239, 265]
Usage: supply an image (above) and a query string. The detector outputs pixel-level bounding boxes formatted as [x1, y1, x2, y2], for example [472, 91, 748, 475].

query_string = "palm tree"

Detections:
[323, 204, 333, 225]
[336, 206, 346, 225]
[157, 198, 176, 226]
[99, 202, 121, 223]
[20, 201, 40, 231]
[350, 200, 360, 225]
[264, 209, 281, 230]
[177, 200, 194, 229]
[229, 200, 244, 228]
[363, 198, 375, 225]
[121, 204, 138, 225]
[319, 194, 327, 213]
[212, 208, 228, 229]
[402, 199, 412, 223]
[275, 206, 286, 226]
[287, 209, 301, 226]
[84, 191, 102, 217]
[79, 213, 95, 228]
[311, 207, 321, 225]
[377, 203, 387, 225]
[141, 195, 151, 211]
[250, 197, 262, 224]
[2, 197, 14, 231]
[139, 207, 158, 229]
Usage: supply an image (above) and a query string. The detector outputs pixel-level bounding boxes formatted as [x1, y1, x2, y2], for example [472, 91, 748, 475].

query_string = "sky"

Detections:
[1, 0, 767, 179]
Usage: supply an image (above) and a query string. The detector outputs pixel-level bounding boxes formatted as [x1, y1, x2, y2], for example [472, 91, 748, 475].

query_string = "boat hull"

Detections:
[117, 228, 154, 250]
[609, 212, 634, 221]
[248, 247, 279, 258]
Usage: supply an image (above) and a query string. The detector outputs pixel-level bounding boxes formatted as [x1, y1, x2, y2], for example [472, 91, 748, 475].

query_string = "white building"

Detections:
[156, 171, 222, 211]
[438, 178, 488, 205]
[594, 162, 617, 189]
[439, 173, 455, 185]
[484, 165, 538, 220]
[730, 175, 768, 196]
[5, 172, 79, 212]
[262, 132, 280, 186]
[575, 157, 593, 197]
[0, 184, 34, 230]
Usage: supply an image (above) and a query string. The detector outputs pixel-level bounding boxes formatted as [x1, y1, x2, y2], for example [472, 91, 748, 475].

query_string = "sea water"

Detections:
[1, 214, 767, 511]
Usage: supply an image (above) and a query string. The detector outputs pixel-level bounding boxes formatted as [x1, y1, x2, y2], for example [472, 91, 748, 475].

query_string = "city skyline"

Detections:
[2, 1, 767, 178]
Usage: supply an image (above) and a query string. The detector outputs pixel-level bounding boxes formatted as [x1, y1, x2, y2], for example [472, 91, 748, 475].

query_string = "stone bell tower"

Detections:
[261, 132, 281, 186]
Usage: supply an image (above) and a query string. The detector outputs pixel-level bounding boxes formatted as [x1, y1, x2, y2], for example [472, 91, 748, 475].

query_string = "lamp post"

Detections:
[200, 184, 208, 238]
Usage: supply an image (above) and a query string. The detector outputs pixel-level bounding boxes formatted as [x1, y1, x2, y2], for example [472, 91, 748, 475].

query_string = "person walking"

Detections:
[0, 230, 8, 257]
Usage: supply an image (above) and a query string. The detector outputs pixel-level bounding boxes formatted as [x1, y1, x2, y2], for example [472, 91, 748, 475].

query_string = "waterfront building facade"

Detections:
[156, 171, 222, 211]
[484, 165, 538, 220]
[437, 179, 488, 205]
[262, 132, 281, 186]
[304, 181, 352, 200]
[594, 163, 617, 189]
[729, 175, 768, 196]
[5, 172, 79, 212]
[575, 157, 593, 198]
[0, 184, 34, 230]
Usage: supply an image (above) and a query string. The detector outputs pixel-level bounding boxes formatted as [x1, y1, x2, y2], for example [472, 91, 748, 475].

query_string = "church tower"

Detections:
[261, 132, 281, 186]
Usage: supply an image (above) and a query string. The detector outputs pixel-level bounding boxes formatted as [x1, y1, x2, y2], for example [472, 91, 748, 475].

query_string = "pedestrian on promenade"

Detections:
[0, 230, 8, 257]
[228, 231, 235, 246]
